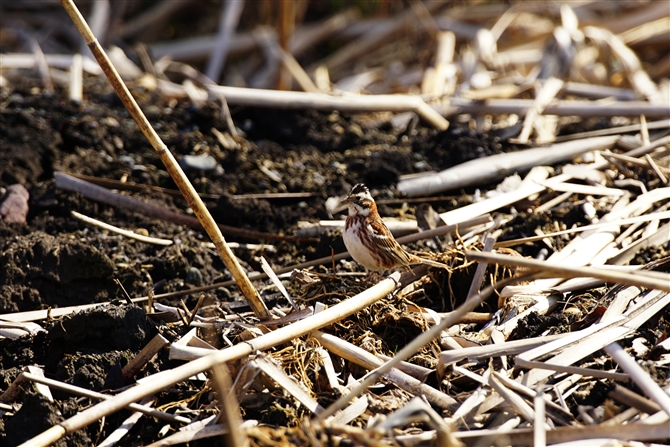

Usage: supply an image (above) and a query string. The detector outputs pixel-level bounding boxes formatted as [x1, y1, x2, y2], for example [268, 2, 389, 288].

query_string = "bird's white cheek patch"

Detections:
[354, 204, 370, 216]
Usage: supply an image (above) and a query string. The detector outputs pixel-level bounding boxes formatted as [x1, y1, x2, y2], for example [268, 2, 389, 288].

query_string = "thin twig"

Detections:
[515, 358, 630, 381]
[72, 211, 173, 246]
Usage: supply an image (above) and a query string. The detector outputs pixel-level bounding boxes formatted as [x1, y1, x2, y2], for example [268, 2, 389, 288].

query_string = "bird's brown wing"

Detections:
[366, 217, 416, 266]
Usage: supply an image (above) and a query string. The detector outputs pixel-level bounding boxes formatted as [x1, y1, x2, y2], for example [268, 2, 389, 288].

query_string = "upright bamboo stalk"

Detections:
[59, 0, 269, 320]
[277, 0, 295, 90]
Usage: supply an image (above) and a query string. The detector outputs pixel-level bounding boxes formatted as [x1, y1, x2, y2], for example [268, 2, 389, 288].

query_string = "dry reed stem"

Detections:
[68, 53, 82, 101]
[454, 420, 670, 446]
[604, 342, 670, 416]
[121, 333, 170, 381]
[277, 0, 295, 90]
[12, 372, 189, 424]
[554, 118, 670, 141]
[275, 44, 321, 93]
[514, 359, 630, 382]
[439, 173, 572, 224]
[97, 397, 155, 447]
[211, 363, 249, 447]
[205, 0, 244, 83]
[440, 98, 670, 118]
[533, 389, 546, 447]
[608, 384, 662, 415]
[488, 371, 538, 424]
[397, 135, 618, 197]
[58, 0, 270, 320]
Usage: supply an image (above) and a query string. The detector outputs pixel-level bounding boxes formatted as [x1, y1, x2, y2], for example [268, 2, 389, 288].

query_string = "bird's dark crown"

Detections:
[350, 183, 369, 196]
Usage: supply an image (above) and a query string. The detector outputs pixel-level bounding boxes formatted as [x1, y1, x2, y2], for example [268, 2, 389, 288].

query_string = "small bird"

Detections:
[341, 183, 448, 273]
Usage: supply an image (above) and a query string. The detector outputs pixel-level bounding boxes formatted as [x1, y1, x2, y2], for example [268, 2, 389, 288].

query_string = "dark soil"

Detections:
[2, 75, 666, 446]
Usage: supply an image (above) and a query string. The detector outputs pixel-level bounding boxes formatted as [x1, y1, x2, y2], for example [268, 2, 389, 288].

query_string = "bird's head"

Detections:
[341, 183, 375, 216]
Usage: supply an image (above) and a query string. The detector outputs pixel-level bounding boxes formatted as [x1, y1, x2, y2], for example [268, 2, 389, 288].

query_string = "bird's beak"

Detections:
[340, 196, 352, 205]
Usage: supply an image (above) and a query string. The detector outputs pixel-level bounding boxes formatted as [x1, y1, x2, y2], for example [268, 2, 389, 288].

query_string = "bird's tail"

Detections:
[419, 257, 451, 270]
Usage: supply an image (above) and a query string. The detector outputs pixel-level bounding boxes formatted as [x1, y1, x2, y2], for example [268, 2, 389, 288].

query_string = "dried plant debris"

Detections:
[1, 1, 670, 446]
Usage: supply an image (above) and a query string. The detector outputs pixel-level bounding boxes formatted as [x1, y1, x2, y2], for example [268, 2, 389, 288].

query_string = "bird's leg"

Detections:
[364, 270, 377, 283]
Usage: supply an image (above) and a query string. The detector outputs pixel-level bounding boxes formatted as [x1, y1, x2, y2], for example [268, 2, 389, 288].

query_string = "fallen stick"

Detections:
[488, 371, 538, 425]
[253, 356, 324, 414]
[210, 362, 248, 447]
[66, 172, 316, 201]
[204, 0, 244, 83]
[608, 384, 662, 415]
[97, 397, 155, 447]
[207, 85, 449, 130]
[55, 172, 313, 243]
[562, 82, 639, 101]
[604, 342, 670, 416]
[516, 77, 564, 144]
[554, 118, 670, 142]
[453, 421, 670, 446]
[0, 53, 103, 74]
[122, 333, 170, 381]
[514, 358, 630, 382]
[438, 173, 571, 225]
[5, 372, 189, 424]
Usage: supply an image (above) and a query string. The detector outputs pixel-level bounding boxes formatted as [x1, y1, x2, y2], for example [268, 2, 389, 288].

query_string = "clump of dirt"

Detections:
[4, 391, 67, 447]
[0, 232, 115, 312]
[0, 302, 169, 446]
